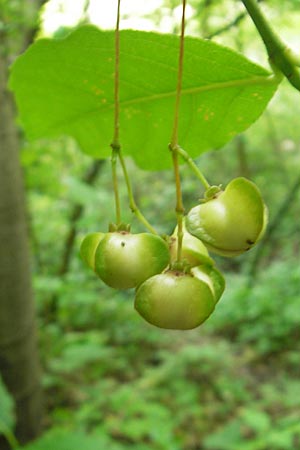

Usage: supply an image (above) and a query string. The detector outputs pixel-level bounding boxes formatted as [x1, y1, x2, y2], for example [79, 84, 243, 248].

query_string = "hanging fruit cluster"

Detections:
[80, 0, 268, 330]
[80, 176, 267, 330]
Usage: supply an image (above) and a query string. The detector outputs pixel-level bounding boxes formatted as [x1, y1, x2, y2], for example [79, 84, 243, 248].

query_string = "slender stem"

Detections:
[118, 152, 158, 235]
[171, 146, 184, 262]
[176, 146, 211, 190]
[169, 0, 187, 263]
[6, 431, 19, 450]
[170, 0, 186, 149]
[0, 419, 19, 450]
[110, 0, 122, 225]
[110, 0, 155, 233]
[240, 0, 300, 91]
[111, 147, 121, 224]
[112, 0, 121, 147]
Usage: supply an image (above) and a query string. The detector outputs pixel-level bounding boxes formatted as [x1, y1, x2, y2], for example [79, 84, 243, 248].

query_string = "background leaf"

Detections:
[10, 26, 279, 170]
[18, 429, 123, 450]
[0, 376, 15, 435]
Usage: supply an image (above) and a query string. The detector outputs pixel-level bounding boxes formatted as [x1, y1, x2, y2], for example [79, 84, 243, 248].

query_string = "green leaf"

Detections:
[240, 408, 271, 434]
[10, 26, 279, 170]
[18, 429, 122, 450]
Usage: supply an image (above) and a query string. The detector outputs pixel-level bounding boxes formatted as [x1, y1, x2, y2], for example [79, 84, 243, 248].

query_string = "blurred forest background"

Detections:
[1, 0, 300, 449]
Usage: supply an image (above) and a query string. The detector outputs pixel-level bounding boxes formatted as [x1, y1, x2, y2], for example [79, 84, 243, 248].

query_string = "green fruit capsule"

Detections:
[169, 224, 213, 267]
[80, 232, 105, 270]
[186, 177, 268, 257]
[191, 265, 225, 304]
[134, 269, 217, 330]
[94, 232, 170, 290]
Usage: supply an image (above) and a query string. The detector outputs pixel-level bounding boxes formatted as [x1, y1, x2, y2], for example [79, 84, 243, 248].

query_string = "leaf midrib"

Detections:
[30, 74, 278, 135]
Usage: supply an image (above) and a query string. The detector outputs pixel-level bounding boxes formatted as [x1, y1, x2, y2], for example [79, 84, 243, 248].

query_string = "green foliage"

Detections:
[30, 246, 300, 450]
[10, 26, 279, 169]
[0, 376, 15, 435]
[29, 187, 300, 449]
[5, 2, 300, 450]
[0, 0, 40, 56]
[22, 97, 299, 447]
[18, 428, 124, 450]
[209, 258, 300, 354]
[0, 377, 19, 449]
[204, 408, 300, 450]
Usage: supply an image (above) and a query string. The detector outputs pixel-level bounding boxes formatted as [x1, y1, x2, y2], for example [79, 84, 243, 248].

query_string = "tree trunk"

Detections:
[0, 34, 43, 446]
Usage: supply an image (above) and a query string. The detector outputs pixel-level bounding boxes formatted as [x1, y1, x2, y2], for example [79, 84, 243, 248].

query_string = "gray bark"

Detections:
[0, 31, 43, 446]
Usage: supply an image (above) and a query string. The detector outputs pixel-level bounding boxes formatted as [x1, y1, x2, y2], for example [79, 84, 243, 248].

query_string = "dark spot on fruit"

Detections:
[246, 239, 254, 245]
[121, 241, 125, 247]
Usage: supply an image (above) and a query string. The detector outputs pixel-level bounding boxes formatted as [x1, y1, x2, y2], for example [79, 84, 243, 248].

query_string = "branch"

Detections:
[240, 0, 300, 91]
[247, 173, 300, 285]
[206, 11, 247, 39]
[58, 159, 105, 276]
[205, 0, 264, 40]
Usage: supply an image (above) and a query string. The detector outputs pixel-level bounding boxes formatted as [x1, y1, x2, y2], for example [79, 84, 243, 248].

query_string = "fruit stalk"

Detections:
[112, 0, 121, 147]
[170, 0, 186, 149]
[111, 146, 121, 225]
[118, 152, 158, 234]
[110, 0, 122, 225]
[171, 146, 184, 262]
[176, 146, 211, 190]
[111, 0, 155, 233]
[169, 0, 187, 263]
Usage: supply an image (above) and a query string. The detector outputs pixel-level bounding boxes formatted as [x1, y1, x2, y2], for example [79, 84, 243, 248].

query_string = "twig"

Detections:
[206, 11, 247, 39]
[247, 173, 300, 285]
[206, 0, 264, 40]
[169, 0, 187, 263]
[240, 0, 300, 91]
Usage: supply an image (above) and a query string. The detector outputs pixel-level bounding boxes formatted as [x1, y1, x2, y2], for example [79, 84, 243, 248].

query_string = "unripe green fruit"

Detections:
[169, 225, 213, 267]
[191, 265, 225, 304]
[186, 177, 268, 257]
[135, 269, 217, 330]
[94, 232, 170, 289]
[80, 232, 105, 270]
